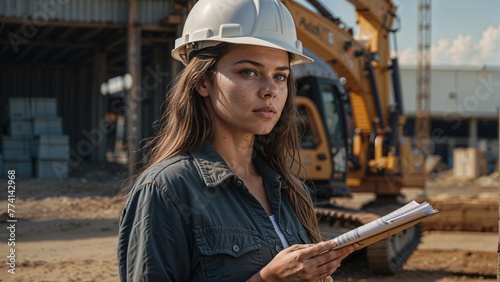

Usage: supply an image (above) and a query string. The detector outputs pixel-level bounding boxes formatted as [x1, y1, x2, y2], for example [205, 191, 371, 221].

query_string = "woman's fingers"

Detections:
[260, 242, 357, 281]
[288, 241, 356, 267]
[288, 243, 356, 280]
[294, 240, 337, 259]
[310, 244, 354, 267]
[312, 243, 359, 280]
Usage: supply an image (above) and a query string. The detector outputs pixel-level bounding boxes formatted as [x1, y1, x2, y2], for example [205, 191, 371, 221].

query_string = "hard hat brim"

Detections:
[172, 37, 314, 66]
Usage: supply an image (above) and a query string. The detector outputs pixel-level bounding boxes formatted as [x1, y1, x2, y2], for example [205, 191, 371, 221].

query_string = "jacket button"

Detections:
[286, 229, 292, 235]
[235, 179, 243, 187]
[275, 245, 281, 252]
[232, 245, 240, 252]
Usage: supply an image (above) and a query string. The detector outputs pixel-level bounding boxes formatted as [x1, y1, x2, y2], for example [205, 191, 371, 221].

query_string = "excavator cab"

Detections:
[293, 48, 353, 200]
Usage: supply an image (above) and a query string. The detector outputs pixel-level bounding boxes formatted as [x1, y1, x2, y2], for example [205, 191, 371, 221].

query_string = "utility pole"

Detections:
[416, 0, 431, 157]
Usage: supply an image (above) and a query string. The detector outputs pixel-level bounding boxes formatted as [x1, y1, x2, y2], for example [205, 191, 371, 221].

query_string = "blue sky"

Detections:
[296, 0, 500, 66]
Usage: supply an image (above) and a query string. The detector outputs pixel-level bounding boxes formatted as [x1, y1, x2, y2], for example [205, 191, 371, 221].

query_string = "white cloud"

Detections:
[472, 25, 500, 65]
[431, 38, 452, 65]
[395, 25, 500, 66]
[448, 35, 473, 64]
[396, 47, 416, 65]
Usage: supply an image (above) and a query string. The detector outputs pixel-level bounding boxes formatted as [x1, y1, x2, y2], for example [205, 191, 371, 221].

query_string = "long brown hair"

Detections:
[140, 43, 321, 243]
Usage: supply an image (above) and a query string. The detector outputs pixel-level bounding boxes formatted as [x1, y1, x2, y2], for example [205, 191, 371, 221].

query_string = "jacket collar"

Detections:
[190, 141, 283, 188]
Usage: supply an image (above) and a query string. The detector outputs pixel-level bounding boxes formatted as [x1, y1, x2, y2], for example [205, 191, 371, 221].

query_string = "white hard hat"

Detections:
[171, 0, 313, 66]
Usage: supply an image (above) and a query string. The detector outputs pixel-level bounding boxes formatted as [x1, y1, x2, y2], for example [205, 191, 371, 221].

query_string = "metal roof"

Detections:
[0, 0, 187, 66]
[0, 0, 171, 24]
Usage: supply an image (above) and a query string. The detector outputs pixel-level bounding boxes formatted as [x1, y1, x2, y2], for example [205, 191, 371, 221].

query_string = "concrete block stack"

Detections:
[2, 98, 33, 177]
[2, 97, 69, 179]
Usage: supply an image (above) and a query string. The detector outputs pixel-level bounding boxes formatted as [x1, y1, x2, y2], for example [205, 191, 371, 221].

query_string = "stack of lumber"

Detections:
[423, 198, 498, 232]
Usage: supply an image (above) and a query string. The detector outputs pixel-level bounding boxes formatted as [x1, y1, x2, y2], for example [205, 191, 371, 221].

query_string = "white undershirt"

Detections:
[269, 215, 290, 248]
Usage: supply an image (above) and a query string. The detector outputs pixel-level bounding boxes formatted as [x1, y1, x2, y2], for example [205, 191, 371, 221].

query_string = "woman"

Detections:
[117, 0, 356, 281]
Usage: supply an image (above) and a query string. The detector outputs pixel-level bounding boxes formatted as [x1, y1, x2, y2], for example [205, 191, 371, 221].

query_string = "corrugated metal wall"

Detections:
[0, 0, 170, 24]
[0, 0, 181, 168]
[399, 66, 500, 117]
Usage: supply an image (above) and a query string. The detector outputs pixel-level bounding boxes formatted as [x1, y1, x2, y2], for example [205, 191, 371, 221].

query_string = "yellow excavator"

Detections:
[282, 0, 428, 274]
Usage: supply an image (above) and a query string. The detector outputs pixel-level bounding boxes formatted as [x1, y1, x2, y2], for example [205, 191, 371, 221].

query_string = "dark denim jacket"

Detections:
[118, 141, 312, 281]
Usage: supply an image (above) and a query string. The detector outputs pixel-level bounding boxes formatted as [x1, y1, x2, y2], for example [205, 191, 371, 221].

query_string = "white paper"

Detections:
[331, 200, 437, 248]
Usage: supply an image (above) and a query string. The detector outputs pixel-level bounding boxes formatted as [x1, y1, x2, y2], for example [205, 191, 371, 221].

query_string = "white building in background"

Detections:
[397, 65, 500, 170]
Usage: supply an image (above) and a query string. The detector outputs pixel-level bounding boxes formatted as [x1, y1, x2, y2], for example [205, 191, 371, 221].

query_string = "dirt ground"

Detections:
[0, 163, 498, 282]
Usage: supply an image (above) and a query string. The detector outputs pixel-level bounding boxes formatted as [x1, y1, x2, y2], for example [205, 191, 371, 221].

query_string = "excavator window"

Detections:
[298, 105, 318, 149]
[320, 83, 342, 147]
[318, 81, 347, 173]
[297, 77, 348, 175]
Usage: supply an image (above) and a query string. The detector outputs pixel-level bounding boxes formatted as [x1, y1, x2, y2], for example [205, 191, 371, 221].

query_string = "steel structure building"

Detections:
[398, 65, 500, 170]
[0, 0, 196, 174]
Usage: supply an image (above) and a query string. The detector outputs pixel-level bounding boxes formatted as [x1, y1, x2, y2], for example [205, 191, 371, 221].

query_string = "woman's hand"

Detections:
[248, 241, 356, 282]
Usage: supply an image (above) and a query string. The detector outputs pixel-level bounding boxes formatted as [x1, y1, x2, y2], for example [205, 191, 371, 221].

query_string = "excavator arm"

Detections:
[283, 0, 420, 189]
[283, 0, 366, 93]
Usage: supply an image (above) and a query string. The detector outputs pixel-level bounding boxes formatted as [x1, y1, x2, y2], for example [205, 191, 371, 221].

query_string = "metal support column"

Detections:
[468, 118, 478, 148]
[91, 49, 107, 163]
[126, 0, 142, 177]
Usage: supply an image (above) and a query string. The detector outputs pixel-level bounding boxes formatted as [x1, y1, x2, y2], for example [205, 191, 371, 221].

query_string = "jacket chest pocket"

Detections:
[194, 227, 263, 281]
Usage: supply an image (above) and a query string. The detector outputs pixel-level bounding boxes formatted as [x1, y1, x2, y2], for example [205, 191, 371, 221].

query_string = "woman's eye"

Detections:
[275, 74, 287, 81]
[241, 69, 257, 77]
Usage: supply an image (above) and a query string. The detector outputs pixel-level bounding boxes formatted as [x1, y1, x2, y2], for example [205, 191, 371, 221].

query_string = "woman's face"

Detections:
[197, 44, 290, 140]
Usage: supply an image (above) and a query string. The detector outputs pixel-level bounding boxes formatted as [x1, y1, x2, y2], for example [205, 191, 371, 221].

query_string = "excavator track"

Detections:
[315, 202, 423, 274]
